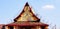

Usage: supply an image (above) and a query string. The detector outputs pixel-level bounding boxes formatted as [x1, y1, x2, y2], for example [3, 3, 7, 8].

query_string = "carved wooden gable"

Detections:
[14, 2, 40, 22]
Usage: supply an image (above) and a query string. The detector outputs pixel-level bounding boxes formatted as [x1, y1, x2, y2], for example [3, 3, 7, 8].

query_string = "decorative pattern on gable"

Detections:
[17, 10, 37, 21]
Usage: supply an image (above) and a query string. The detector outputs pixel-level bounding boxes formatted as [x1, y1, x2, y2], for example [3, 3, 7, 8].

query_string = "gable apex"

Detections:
[25, 2, 29, 6]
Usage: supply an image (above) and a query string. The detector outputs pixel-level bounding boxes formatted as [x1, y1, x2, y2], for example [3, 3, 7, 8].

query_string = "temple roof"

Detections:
[5, 2, 49, 27]
[14, 2, 40, 22]
[5, 21, 48, 26]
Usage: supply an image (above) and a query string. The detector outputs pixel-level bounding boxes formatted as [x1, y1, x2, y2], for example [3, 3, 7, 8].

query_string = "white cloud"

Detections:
[42, 5, 55, 10]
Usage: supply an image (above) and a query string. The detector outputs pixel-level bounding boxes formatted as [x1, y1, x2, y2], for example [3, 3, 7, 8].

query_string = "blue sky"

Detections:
[0, 0, 60, 29]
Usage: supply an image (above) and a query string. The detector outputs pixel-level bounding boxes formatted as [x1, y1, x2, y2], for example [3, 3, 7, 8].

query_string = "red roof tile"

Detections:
[6, 22, 48, 26]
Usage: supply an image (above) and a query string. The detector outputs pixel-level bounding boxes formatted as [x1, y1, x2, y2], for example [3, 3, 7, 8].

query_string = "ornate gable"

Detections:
[14, 2, 40, 22]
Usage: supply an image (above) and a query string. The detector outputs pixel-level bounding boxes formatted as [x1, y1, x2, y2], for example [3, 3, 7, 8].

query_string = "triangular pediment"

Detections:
[14, 2, 40, 22]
